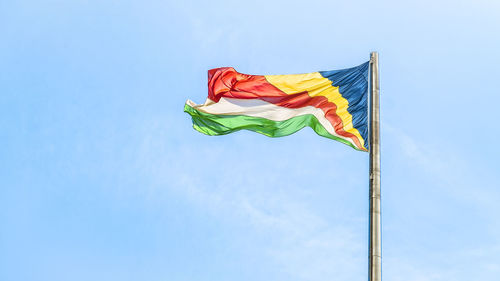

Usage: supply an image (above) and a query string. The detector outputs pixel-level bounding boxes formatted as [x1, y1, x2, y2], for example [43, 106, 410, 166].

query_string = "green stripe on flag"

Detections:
[184, 104, 366, 152]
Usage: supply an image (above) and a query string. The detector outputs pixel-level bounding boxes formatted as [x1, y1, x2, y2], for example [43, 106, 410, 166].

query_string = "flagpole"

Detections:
[369, 51, 381, 281]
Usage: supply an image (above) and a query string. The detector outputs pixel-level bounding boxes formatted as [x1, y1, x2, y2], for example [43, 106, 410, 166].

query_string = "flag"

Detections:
[184, 62, 369, 151]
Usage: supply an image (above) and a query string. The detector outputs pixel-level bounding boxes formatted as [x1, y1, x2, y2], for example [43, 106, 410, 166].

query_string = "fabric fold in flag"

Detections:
[185, 62, 369, 151]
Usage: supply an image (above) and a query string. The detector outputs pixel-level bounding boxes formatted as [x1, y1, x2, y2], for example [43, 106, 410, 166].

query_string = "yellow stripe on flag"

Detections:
[264, 72, 365, 148]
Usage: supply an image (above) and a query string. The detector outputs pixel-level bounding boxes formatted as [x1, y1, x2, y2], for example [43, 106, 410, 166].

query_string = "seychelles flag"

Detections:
[184, 62, 369, 151]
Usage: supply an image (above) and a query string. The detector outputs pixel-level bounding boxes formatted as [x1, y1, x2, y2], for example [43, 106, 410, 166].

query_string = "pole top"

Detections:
[370, 52, 378, 61]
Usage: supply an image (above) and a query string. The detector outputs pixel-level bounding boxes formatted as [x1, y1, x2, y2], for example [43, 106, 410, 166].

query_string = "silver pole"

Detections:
[369, 52, 381, 281]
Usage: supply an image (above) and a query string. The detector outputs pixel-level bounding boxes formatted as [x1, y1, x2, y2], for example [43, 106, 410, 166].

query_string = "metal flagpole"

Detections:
[369, 51, 381, 281]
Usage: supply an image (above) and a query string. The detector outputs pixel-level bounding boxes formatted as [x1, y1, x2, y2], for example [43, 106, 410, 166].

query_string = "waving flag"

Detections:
[184, 62, 369, 151]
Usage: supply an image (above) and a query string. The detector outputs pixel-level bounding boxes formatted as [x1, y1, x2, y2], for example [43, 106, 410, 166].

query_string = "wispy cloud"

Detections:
[383, 122, 500, 281]
[384, 122, 499, 212]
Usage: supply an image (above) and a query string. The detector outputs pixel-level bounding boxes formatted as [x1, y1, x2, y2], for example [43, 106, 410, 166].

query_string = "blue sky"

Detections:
[1, 1, 500, 280]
